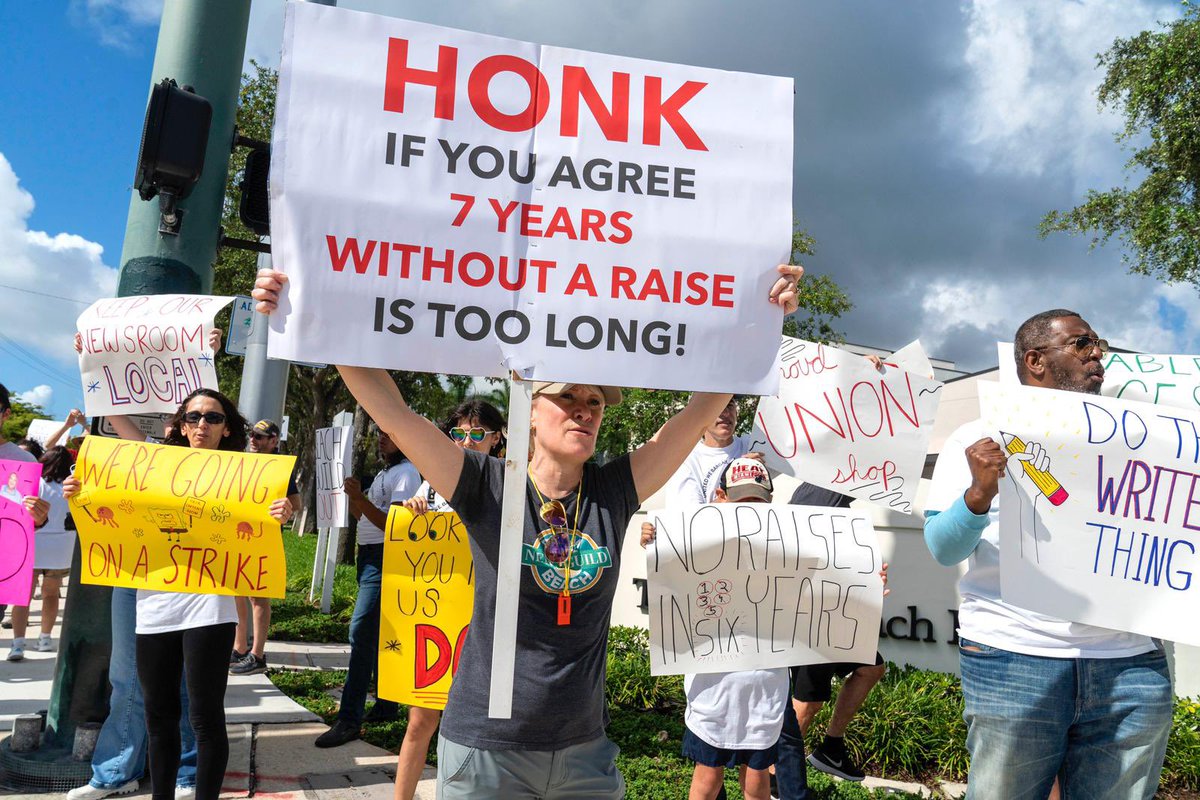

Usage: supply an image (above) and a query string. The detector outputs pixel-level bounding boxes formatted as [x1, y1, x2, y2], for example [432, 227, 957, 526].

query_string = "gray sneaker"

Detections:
[6, 641, 24, 662]
[230, 652, 268, 675]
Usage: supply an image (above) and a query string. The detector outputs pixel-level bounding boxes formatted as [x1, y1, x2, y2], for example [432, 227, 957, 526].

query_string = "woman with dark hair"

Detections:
[391, 398, 506, 800]
[6, 446, 74, 661]
[65, 388, 292, 800]
[254, 263, 803, 798]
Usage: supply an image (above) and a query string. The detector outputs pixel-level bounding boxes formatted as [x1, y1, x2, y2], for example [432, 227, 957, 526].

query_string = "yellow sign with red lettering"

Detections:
[71, 435, 293, 597]
[378, 506, 474, 710]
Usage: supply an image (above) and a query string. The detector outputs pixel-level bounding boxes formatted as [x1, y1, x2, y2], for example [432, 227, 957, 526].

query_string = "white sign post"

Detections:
[751, 338, 943, 514]
[981, 381, 1200, 645]
[309, 411, 356, 612]
[76, 294, 232, 416]
[646, 504, 883, 674]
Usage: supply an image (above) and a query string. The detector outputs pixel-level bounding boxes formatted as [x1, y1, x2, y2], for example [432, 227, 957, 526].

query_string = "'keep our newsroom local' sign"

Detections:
[268, 4, 794, 393]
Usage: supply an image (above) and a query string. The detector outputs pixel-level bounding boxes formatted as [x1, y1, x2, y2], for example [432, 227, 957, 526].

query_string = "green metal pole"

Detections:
[43, 0, 251, 754]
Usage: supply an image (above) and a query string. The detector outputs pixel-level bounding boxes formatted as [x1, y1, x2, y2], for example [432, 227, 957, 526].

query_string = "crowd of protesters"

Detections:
[0, 279, 1177, 799]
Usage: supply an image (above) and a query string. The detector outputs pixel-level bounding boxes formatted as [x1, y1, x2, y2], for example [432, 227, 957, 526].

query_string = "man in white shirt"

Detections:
[666, 397, 749, 508]
[924, 310, 1172, 799]
[315, 426, 420, 747]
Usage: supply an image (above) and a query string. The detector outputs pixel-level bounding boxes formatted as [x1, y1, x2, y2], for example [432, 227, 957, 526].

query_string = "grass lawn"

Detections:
[269, 528, 359, 642]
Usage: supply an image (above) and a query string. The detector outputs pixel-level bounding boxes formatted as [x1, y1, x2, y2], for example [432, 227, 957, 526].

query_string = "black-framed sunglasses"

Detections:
[1036, 335, 1109, 356]
[449, 426, 494, 444]
[183, 411, 227, 425]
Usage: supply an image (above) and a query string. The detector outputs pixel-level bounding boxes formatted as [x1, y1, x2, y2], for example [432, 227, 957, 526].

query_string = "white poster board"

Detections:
[981, 381, 1200, 646]
[646, 503, 883, 675]
[1000, 342, 1200, 411]
[268, 3, 793, 394]
[77, 295, 232, 416]
[314, 425, 353, 528]
[751, 338, 943, 514]
[24, 419, 68, 447]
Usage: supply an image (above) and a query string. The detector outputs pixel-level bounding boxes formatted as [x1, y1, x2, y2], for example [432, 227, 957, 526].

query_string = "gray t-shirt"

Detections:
[441, 448, 638, 750]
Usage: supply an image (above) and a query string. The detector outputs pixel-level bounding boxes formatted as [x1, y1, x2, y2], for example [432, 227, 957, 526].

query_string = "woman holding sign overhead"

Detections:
[65, 389, 294, 800]
[253, 264, 802, 799]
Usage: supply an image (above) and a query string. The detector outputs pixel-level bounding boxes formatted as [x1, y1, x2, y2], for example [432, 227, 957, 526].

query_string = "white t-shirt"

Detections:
[666, 436, 750, 508]
[926, 419, 1154, 658]
[33, 479, 74, 570]
[356, 460, 421, 544]
[135, 591, 237, 635]
[412, 480, 453, 513]
[684, 668, 790, 750]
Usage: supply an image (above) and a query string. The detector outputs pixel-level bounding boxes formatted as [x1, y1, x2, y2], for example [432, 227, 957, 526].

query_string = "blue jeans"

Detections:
[90, 588, 198, 790]
[959, 638, 1171, 800]
[339, 543, 396, 726]
[773, 687, 811, 800]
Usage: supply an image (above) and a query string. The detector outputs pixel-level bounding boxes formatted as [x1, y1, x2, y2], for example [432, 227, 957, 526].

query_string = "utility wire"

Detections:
[0, 282, 93, 306]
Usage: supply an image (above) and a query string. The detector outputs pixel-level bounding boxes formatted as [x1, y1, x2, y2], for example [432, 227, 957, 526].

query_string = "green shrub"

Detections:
[606, 626, 685, 711]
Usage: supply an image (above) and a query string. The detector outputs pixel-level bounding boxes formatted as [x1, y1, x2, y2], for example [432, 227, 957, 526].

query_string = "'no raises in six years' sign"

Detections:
[268, 4, 794, 393]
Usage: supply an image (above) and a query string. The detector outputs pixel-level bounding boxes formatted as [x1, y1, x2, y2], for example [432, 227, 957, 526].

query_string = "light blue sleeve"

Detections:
[923, 494, 990, 566]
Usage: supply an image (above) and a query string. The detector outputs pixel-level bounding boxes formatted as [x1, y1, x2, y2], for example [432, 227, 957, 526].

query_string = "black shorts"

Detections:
[790, 652, 884, 702]
[681, 725, 778, 770]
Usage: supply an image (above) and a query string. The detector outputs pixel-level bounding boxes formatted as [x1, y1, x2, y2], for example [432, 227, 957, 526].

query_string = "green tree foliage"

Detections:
[0, 398, 49, 443]
[1041, 6, 1200, 282]
[596, 223, 852, 457]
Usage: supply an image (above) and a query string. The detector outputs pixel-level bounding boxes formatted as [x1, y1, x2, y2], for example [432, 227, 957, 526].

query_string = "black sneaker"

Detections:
[230, 649, 248, 665]
[229, 653, 268, 675]
[806, 737, 865, 781]
[314, 720, 360, 748]
[362, 702, 399, 723]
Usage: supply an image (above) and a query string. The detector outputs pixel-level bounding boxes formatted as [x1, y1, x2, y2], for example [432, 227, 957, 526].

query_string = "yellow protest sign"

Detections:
[71, 435, 294, 598]
[378, 506, 474, 710]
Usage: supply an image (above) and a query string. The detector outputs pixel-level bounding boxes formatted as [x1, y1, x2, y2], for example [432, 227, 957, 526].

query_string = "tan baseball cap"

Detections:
[532, 382, 623, 406]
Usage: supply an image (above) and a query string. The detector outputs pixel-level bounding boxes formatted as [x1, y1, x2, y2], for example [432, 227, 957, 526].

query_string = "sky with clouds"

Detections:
[1, 0, 1195, 419]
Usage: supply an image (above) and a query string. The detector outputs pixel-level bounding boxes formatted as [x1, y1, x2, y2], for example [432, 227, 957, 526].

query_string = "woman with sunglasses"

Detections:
[253, 264, 803, 799]
[391, 398, 506, 800]
[65, 389, 293, 800]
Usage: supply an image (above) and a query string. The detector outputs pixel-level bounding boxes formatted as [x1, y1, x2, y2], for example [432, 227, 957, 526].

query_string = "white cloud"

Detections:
[15, 385, 54, 410]
[0, 152, 117, 374]
[949, 0, 1178, 182]
[70, 0, 162, 50]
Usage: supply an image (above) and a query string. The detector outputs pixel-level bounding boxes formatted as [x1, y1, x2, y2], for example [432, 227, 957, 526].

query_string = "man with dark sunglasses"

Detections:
[924, 310, 1171, 799]
[229, 420, 301, 676]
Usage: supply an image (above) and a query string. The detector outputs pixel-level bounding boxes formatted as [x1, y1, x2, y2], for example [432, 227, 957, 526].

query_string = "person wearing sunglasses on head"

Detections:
[925, 310, 1171, 800]
[64, 389, 294, 800]
[388, 398, 507, 800]
[316, 423, 422, 747]
[253, 263, 803, 799]
[228, 420, 301, 677]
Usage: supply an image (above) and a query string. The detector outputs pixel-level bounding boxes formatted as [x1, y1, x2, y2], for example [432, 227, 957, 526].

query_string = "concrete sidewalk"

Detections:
[0, 601, 433, 799]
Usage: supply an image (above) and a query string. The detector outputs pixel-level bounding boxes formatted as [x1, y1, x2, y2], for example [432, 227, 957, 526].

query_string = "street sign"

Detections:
[91, 413, 170, 442]
[225, 295, 256, 356]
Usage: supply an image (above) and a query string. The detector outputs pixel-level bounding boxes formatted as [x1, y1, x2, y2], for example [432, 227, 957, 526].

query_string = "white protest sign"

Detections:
[314, 425, 353, 528]
[24, 419, 68, 447]
[750, 338, 943, 513]
[1000, 341, 1200, 411]
[646, 503, 882, 675]
[268, 3, 793, 394]
[885, 339, 934, 379]
[77, 295, 233, 416]
[980, 381, 1200, 646]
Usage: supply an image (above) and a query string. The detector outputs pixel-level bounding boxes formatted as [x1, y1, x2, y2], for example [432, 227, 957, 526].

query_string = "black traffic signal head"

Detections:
[134, 78, 212, 202]
[239, 146, 271, 237]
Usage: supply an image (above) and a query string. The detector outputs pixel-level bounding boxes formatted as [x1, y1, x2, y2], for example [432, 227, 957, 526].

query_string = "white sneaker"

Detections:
[66, 780, 139, 800]
[35, 634, 53, 652]
[6, 640, 24, 661]
[175, 786, 196, 800]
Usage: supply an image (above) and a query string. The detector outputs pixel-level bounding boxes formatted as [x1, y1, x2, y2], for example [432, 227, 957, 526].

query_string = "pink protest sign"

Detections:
[0, 458, 43, 606]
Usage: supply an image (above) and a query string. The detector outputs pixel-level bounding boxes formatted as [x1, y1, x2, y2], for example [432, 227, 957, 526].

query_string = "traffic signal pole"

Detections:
[27, 0, 251, 778]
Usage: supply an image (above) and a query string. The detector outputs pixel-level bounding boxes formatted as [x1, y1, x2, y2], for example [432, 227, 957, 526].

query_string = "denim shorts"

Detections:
[681, 725, 778, 770]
